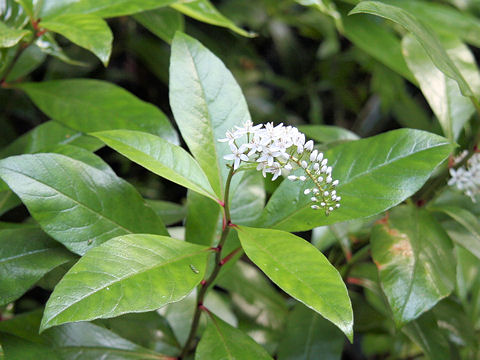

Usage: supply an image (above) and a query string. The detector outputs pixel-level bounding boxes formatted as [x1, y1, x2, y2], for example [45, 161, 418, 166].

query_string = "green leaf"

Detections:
[39, 0, 178, 19]
[0, 153, 168, 255]
[133, 8, 184, 44]
[0, 22, 31, 48]
[184, 170, 265, 246]
[171, 0, 254, 38]
[14, 0, 34, 18]
[170, 32, 251, 198]
[277, 303, 344, 360]
[170, 32, 250, 198]
[4, 44, 46, 82]
[0, 190, 20, 216]
[0, 0, 28, 28]
[428, 205, 480, 260]
[230, 171, 265, 225]
[350, 1, 473, 97]
[185, 190, 221, 246]
[92, 130, 218, 201]
[147, 200, 186, 226]
[257, 129, 453, 231]
[433, 299, 478, 349]
[41, 234, 209, 331]
[0, 120, 102, 158]
[40, 14, 113, 66]
[195, 312, 273, 360]
[0, 225, 74, 305]
[34, 32, 87, 66]
[297, 125, 359, 143]
[402, 311, 451, 360]
[236, 226, 353, 341]
[17, 79, 178, 144]
[96, 312, 180, 353]
[403, 34, 477, 140]
[0, 311, 171, 359]
[371, 205, 455, 326]
[381, 0, 480, 48]
[342, 12, 416, 84]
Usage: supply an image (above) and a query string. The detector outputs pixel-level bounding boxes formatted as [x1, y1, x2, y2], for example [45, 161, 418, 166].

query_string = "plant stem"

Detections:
[179, 168, 235, 359]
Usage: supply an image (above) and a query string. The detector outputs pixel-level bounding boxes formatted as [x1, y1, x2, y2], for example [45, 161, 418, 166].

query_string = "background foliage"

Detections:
[1, 0, 479, 359]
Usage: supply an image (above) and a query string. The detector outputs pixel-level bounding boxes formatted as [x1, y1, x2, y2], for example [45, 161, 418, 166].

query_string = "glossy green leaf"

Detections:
[0, 225, 74, 305]
[0, 22, 31, 48]
[0, 190, 20, 216]
[4, 44, 46, 82]
[0, 120, 102, 158]
[257, 129, 453, 231]
[433, 299, 478, 349]
[40, 14, 113, 66]
[371, 205, 455, 326]
[402, 311, 451, 360]
[277, 303, 344, 360]
[195, 312, 273, 360]
[343, 13, 416, 84]
[429, 205, 480, 259]
[0, 153, 167, 255]
[147, 200, 186, 227]
[230, 171, 265, 225]
[170, 32, 251, 198]
[171, 0, 254, 38]
[185, 190, 221, 246]
[39, 0, 178, 19]
[403, 34, 477, 140]
[17, 79, 178, 144]
[34, 32, 86, 66]
[350, 1, 473, 97]
[0, 0, 28, 28]
[0, 311, 171, 359]
[236, 225, 353, 341]
[92, 130, 218, 201]
[41, 234, 209, 331]
[185, 170, 265, 247]
[14, 0, 34, 18]
[133, 8, 184, 44]
[97, 312, 180, 354]
[298, 125, 359, 143]
[381, 0, 480, 48]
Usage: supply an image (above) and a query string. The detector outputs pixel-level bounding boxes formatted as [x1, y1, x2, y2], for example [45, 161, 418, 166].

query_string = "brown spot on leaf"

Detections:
[391, 234, 413, 258]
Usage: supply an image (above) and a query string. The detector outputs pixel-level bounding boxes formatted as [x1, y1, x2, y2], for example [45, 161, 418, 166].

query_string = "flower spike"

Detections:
[219, 121, 341, 215]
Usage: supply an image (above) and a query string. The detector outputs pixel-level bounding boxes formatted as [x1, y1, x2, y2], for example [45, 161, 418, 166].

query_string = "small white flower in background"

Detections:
[448, 151, 480, 202]
[220, 121, 341, 215]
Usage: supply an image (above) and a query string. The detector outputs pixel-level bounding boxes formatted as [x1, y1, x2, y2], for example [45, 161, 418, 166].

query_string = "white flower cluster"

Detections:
[448, 151, 480, 202]
[219, 121, 341, 215]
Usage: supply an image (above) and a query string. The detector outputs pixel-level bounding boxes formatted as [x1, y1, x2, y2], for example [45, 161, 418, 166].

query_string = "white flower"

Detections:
[219, 121, 342, 215]
[448, 152, 480, 202]
[223, 143, 248, 170]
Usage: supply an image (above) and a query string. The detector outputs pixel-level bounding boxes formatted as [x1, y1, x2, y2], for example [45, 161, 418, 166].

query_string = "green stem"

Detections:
[179, 168, 235, 359]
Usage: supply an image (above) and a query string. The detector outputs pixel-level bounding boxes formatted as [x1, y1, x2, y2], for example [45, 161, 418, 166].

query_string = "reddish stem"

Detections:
[347, 277, 363, 286]
[220, 247, 241, 266]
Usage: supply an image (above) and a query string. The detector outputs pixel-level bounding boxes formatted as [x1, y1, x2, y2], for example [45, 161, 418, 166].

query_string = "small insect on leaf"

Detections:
[190, 264, 199, 274]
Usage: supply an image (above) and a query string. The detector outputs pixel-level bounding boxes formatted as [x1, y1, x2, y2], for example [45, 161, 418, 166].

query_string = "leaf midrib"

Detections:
[241, 231, 349, 328]
[46, 244, 207, 325]
[0, 248, 53, 264]
[21, 83, 164, 130]
[184, 40, 224, 199]
[0, 163, 133, 234]
[100, 134, 215, 199]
